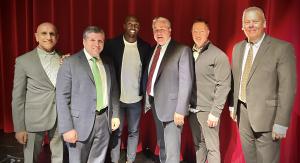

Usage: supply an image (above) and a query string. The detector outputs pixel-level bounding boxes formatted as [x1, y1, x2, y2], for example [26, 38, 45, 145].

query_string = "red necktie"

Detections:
[146, 46, 161, 95]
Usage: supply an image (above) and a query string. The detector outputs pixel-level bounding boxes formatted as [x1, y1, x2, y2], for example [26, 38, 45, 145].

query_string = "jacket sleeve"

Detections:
[12, 58, 27, 132]
[274, 43, 296, 127]
[210, 54, 231, 118]
[175, 46, 194, 116]
[56, 58, 74, 134]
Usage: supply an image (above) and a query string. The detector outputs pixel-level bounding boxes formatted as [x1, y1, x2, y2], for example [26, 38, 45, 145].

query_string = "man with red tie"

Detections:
[145, 17, 194, 163]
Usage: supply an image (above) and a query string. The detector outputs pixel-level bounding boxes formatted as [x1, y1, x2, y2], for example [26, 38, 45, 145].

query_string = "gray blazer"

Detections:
[231, 35, 296, 132]
[151, 40, 194, 122]
[56, 50, 119, 141]
[190, 42, 231, 117]
[12, 48, 58, 132]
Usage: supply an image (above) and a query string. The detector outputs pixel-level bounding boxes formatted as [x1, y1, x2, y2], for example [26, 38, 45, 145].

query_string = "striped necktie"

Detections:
[146, 45, 161, 95]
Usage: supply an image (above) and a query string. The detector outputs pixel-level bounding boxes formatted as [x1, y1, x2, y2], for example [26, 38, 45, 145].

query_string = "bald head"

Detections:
[123, 16, 140, 42]
[124, 16, 139, 24]
[36, 22, 57, 33]
[35, 22, 59, 52]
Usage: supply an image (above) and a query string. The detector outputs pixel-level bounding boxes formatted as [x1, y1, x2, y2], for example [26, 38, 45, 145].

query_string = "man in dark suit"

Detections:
[188, 20, 231, 163]
[145, 17, 194, 163]
[12, 22, 63, 163]
[230, 6, 296, 163]
[56, 26, 120, 163]
[104, 16, 151, 163]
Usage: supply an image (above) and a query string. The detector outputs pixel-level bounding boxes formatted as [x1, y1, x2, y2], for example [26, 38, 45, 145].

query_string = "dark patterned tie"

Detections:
[146, 46, 161, 95]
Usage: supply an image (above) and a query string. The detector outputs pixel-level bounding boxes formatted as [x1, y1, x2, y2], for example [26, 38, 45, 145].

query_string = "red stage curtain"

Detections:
[0, 0, 299, 162]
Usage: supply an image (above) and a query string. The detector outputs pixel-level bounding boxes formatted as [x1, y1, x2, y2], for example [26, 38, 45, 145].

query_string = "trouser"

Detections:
[24, 122, 63, 163]
[189, 112, 220, 163]
[110, 101, 142, 163]
[67, 112, 110, 163]
[238, 101, 280, 163]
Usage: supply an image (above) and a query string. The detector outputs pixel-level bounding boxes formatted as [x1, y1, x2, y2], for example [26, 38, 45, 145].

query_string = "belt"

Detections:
[238, 99, 247, 108]
[149, 95, 154, 103]
[95, 107, 108, 115]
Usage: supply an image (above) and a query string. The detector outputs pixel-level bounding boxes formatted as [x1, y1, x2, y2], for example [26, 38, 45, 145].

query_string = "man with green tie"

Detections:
[56, 26, 120, 163]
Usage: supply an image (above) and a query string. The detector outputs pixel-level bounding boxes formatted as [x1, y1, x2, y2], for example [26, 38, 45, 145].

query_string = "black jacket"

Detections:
[103, 35, 151, 96]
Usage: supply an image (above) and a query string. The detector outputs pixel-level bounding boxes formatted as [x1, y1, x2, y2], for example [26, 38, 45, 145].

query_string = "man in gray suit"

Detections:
[145, 17, 194, 163]
[56, 26, 120, 163]
[230, 6, 297, 163]
[12, 22, 63, 163]
[188, 20, 231, 163]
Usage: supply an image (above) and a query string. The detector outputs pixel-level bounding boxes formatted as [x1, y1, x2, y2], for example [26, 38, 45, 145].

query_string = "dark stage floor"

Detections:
[0, 130, 161, 163]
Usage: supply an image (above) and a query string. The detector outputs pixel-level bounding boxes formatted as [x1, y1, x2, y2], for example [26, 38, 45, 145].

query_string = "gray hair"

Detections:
[243, 6, 266, 23]
[152, 17, 171, 29]
[83, 26, 105, 39]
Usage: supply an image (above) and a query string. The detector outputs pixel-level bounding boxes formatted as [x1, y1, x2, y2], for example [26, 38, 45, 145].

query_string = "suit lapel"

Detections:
[237, 41, 247, 82]
[156, 40, 175, 80]
[247, 35, 271, 83]
[102, 60, 111, 98]
[78, 51, 95, 84]
[31, 49, 54, 88]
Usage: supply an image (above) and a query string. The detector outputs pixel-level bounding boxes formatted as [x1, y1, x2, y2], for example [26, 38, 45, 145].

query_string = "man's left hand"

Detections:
[111, 118, 120, 131]
[272, 130, 286, 140]
[174, 112, 184, 126]
[207, 113, 219, 128]
[60, 53, 70, 65]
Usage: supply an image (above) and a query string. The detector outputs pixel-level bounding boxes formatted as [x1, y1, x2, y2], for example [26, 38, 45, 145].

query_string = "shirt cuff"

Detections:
[188, 105, 199, 113]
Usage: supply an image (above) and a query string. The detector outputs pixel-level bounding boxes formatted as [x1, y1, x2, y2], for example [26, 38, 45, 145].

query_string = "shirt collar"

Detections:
[247, 33, 265, 48]
[83, 48, 100, 61]
[37, 47, 56, 55]
[158, 38, 171, 50]
[123, 36, 137, 45]
[192, 41, 210, 53]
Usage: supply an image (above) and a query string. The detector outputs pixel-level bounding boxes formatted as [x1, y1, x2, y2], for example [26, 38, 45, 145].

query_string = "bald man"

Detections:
[104, 16, 151, 163]
[12, 22, 63, 163]
[230, 7, 296, 162]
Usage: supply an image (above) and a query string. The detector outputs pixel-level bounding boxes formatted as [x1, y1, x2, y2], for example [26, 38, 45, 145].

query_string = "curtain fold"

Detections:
[0, 0, 299, 162]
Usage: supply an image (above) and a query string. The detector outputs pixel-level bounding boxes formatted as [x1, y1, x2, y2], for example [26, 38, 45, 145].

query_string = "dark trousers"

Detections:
[110, 101, 142, 163]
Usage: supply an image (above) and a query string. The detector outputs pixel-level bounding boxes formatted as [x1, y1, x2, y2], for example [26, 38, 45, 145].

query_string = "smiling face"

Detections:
[35, 22, 58, 52]
[83, 32, 105, 57]
[192, 22, 210, 48]
[152, 18, 171, 46]
[123, 16, 140, 42]
[242, 8, 266, 43]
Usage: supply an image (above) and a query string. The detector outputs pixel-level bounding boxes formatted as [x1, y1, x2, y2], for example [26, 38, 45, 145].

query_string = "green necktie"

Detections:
[91, 57, 104, 111]
[240, 43, 253, 103]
